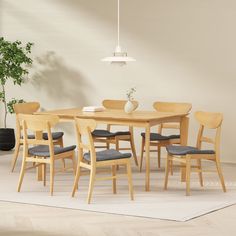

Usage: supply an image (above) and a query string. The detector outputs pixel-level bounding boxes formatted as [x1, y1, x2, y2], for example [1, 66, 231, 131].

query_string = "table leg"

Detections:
[180, 117, 189, 182]
[145, 124, 151, 191]
[180, 117, 189, 146]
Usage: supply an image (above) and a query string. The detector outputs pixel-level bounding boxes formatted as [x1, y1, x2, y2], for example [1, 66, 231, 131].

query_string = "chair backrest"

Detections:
[14, 102, 41, 138]
[102, 99, 139, 130]
[103, 99, 139, 110]
[74, 118, 97, 165]
[13, 102, 40, 114]
[195, 111, 223, 154]
[153, 101, 192, 132]
[19, 114, 59, 151]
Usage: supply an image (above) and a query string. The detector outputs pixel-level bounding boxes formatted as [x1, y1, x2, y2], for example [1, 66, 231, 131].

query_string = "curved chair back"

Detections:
[13, 102, 40, 114]
[195, 111, 223, 129]
[75, 118, 97, 165]
[75, 118, 97, 135]
[103, 99, 139, 110]
[19, 114, 59, 146]
[153, 101, 192, 131]
[17, 114, 60, 164]
[14, 102, 41, 137]
[195, 111, 223, 154]
[19, 114, 59, 132]
[153, 101, 192, 113]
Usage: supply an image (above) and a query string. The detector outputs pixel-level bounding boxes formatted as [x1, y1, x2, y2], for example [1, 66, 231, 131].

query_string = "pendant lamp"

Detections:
[101, 0, 136, 66]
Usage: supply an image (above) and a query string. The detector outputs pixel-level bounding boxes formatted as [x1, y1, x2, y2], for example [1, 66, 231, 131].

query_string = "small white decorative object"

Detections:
[124, 100, 135, 113]
[124, 87, 136, 113]
[82, 106, 105, 112]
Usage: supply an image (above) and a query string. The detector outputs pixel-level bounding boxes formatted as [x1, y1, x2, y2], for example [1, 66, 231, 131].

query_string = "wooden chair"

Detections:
[72, 118, 134, 204]
[164, 111, 226, 196]
[11, 102, 64, 172]
[140, 101, 192, 171]
[92, 99, 139, 166]
[17, 114, 76, 196]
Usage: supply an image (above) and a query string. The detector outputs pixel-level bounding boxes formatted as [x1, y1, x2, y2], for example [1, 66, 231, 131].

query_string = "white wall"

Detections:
[1, 0, 235, 163]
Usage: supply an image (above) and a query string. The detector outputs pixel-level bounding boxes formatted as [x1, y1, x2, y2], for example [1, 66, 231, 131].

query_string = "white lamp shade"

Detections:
[101, 56, 136, 62]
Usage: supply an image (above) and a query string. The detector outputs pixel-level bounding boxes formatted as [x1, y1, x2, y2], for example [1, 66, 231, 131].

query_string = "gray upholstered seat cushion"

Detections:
[115, 131, 131, 136]
[28, 145, 76, 157]
[92, 129, 116, 137]
[141, 132, 180, 141]
[27, 132, 64, 140]
[166, 145, 215, 155]
[43, 132, 64, 140]
[92, 129, 130, 138]
[84, 149, 131, 162]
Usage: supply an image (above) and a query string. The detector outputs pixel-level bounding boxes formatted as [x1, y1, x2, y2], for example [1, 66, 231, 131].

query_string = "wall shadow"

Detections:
[56, 0, 236, 89]
[31, 51, 90, 108]
[2, 1, 61, 38]
[0, 0, 2, 35]
[31, 51, 92, 134]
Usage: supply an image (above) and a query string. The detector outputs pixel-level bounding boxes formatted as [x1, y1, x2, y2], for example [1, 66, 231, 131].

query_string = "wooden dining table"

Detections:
[37, 108, 189, 191]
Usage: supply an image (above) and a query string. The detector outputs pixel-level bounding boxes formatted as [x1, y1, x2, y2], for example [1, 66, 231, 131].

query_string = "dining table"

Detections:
[37, 108, 189, 191]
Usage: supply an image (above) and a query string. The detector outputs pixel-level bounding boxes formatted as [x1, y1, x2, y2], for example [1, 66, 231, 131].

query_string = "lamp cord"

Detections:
[117, 0, 120, 47]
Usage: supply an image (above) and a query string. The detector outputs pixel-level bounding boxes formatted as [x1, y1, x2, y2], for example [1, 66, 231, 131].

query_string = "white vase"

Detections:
[124, 100, 135, 114]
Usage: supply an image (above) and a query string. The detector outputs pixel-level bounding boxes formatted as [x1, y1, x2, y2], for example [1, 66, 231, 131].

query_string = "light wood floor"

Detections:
[0, 200, 236, 236]
[0, 161, 236, 236]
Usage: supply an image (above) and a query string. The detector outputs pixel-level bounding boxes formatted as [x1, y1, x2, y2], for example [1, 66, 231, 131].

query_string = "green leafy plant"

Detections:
[0, 37, 33, 128]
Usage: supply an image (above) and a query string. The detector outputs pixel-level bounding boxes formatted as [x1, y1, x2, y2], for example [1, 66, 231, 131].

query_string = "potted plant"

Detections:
[0, 37, 33, 151]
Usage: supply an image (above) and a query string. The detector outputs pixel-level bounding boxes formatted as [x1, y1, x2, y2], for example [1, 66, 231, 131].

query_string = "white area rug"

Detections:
[0, 152, 236, 222]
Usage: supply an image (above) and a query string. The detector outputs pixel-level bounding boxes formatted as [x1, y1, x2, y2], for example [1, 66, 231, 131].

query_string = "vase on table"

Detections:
[124, 100, 135, 114]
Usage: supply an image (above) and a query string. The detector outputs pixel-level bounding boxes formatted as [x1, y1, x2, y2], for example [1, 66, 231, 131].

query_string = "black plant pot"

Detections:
[0, 128, 16, 151]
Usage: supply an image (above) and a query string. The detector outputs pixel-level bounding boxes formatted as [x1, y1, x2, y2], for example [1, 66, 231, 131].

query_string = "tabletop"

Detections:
[38, 108, 188, 123]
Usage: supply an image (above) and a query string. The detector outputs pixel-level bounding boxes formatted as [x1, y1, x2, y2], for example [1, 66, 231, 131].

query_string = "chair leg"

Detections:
[50, 161, 55, 196]
[181, 164, 186, 182]
[115, 137, 119, 151]
[71, 160, 81, 197]
[58, 137, 64, 147]
[157, 146, 161, 168]
[215, 158, 226, 192]
[130, 136, 138, 166]
[32, 156, 36, 167]
[197, 159, 203, 187]
[170, 160, 174, 176]
[126, 161, 134, 200]
[139, 137, 145, 172]
[58, 138, 66, 170]
[164, 155, 170, 190]
[115, 138, 120, 170]
[112, 165, 117, 194]
[43, 163, 47, 187]
[11, 141, 21, 172]
[87, 168, 96, 204]
[186, 157, 191, 196]
[71, 152, 77, 175]
[17, 157, 27, 192]
[61, 159, 66, 171]
[106, 140, 110, 149]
